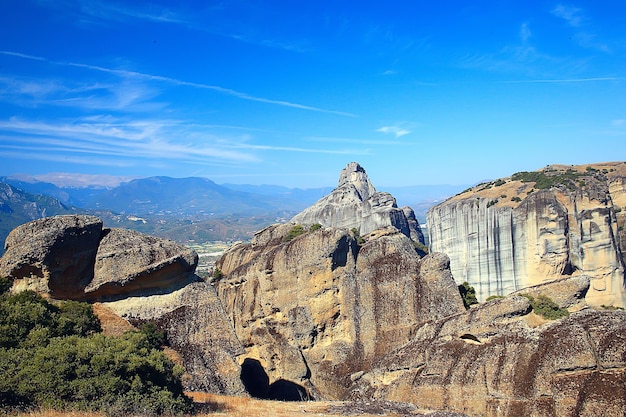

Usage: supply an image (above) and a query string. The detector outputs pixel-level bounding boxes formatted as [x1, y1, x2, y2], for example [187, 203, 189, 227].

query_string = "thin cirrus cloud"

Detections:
[551, 4, 610, 53]
[0, 75, 164, 112]
[0, 117, 259, 167]
[0, 50, 356, 117]
[377, 125, 411, 138]
[520, 22, 531, 43]
[552, 4, 584, 27]
[499, 77, 621, 84]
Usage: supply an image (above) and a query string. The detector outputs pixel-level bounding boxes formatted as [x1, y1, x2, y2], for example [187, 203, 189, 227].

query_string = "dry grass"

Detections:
[189, 392, 439, 417]
[4, 393, 456, 417]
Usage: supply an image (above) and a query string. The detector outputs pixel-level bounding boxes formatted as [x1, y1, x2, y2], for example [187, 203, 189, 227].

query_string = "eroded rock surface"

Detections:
[291, 162, 425, 243]
[87, 228, 198, 299]
[0, 215, 103, 298]
[215, 223, 465, 399]
[102, 278, 245, 394]
[0, 214, 243, 395]
[347, 299, 626, 417]
[427, 162, 626, 307]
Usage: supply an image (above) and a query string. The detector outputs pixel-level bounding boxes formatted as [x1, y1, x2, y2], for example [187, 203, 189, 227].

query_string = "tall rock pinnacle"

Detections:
[337, 162, 376, 201]
[291, 162, 424, 243]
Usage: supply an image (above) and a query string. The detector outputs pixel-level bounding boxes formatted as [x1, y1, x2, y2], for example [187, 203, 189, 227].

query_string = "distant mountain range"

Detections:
[0, 174, 469, 254]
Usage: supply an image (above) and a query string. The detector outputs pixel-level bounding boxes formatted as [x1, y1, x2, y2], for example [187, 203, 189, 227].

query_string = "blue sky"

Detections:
[1, 1, 625, 188]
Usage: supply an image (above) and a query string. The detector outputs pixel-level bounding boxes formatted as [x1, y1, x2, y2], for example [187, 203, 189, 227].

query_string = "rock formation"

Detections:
[291, 162, 425, 243]
[427, 162, 626, 308]
[0, 215, 104, 298]
[214, 223, 465, 399]
[0, 214, 245, 394]
[347, 297, 626, 417]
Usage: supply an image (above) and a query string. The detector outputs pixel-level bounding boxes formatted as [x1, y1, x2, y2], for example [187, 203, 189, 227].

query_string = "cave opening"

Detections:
[240, 358, 311, 401]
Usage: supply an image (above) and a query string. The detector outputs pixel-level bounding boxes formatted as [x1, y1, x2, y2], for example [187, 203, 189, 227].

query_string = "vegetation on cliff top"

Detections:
[520, 293, 570, 320]
[0, 278, 192, 416]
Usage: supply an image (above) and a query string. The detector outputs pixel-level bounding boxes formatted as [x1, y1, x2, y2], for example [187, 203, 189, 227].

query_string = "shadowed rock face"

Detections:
[215, 223, 465, 399]
[0, 215, 103, 298]
[291, 162, 425, 243]
[427, 162, 626, 308]
[0, 214, 244, 395]
[347, 298, 626, 417]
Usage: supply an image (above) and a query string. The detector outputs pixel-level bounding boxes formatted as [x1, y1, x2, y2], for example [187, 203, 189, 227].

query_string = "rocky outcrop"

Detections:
[0, 214, 244, 395]
[347, 298, 626, 417]
[291, 162, 425, 243]
[214, 223, 465, 399]
[427, 162, 626, 308]
[87, 228, 198, 299]
[102, 277, 245, 394]
[0, 215, 103, 298]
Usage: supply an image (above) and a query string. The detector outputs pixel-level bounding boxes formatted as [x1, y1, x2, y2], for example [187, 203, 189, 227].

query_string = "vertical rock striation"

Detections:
[427, 162, 626, 307]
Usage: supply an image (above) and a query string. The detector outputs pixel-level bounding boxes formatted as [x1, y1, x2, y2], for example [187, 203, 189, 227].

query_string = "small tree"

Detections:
[458, 282, 478, 309]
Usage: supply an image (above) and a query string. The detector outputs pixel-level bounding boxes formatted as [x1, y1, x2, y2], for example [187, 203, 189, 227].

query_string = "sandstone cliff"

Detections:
[0, 214, 244, 394]
[347, 296, 626, 417]
[291, 162, 425, 243]
[215, 223, 465, 399]
[427, 162, 626, 308]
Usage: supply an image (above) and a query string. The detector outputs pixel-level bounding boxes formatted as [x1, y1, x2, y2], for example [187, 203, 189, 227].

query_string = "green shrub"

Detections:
[511, 196, 522, 202]
[283, 224, 306, 242]
[0, 277, 11, 295]
[487, 199, 498, 208]
[351, 228, 365, 245]
[494, 179, 506, 186]
[521, 294, 569, 320]
[413, 240, 429, 257]
[458, 282, 478, 309]
[139, 322, 168, 349]
[485, 295, 505, 302]
[0, 291, 191, 415]
[212, 267, 224, 280]
[600, 304, 624, 311]
[309, 223, 322, 232]
[512, 170, 585, 191]
[0, 333, 192, 415]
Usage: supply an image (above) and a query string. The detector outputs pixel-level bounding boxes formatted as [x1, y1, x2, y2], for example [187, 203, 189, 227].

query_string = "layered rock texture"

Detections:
[215, 223, 464, 399]
[291, 162, 425, 243]
[347, 296, 626, 417]
[0, 214, 244, 394]
[427, 162, 626, 308]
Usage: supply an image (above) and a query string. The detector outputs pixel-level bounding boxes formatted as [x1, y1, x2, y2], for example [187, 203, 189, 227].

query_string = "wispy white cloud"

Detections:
[0, 50, 356, 116]
[0, 117, 258, 168]
[377, 125, 411, 138]
[307, 136, 413, 146]
[552, 4, 584, 27]
[499, 77, 621, 83]
[520, 22, 531, 43]
[551, 4, 610, 53]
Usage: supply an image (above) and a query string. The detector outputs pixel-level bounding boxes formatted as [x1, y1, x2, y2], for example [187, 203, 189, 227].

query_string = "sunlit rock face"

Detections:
[347, 298, 626, 417]
[214, 223, 464, 400]
[427, 162, 626, 308]
[291, 162, 425, 244]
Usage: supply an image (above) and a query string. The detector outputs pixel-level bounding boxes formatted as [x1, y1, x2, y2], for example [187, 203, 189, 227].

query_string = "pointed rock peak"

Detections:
[337, 162, 376, 201]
